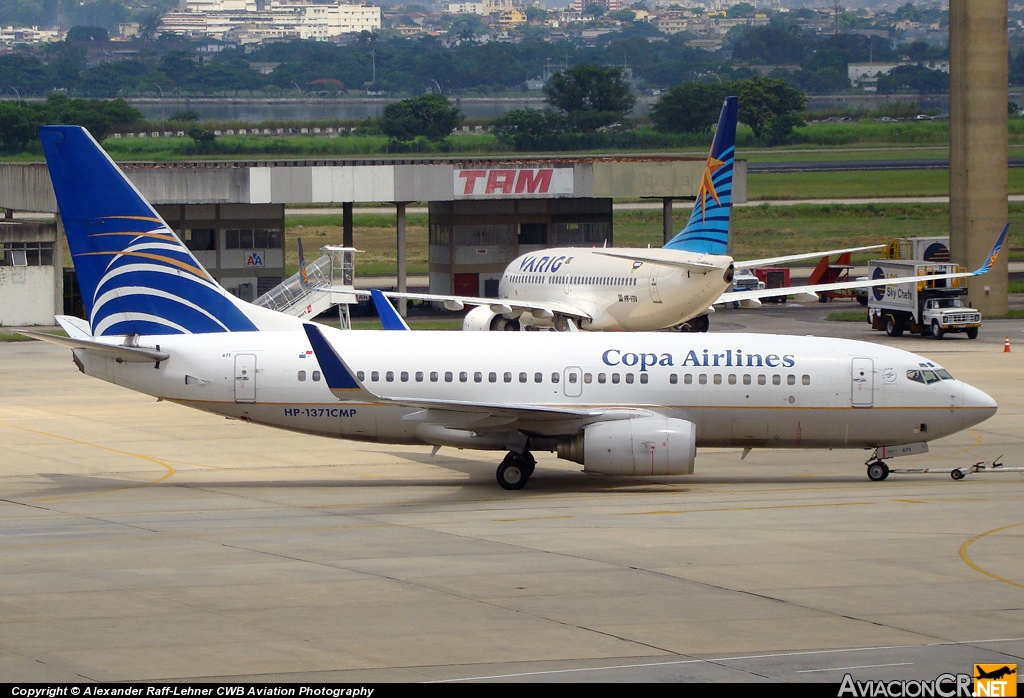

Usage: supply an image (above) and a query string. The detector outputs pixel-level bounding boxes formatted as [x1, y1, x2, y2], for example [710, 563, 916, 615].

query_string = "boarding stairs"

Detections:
[253, 246, 359, 328]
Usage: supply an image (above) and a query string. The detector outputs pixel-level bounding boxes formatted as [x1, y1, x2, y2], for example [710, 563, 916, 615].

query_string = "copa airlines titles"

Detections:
[602, 348, 796, 371]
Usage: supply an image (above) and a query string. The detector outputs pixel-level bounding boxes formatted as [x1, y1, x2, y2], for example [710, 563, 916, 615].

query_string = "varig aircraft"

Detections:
[23, 125, 999, 490]
[369, 97, 995, 333]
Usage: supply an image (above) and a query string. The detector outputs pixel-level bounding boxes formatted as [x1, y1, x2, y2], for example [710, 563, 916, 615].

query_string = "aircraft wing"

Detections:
[734, 244, 885, 269]
[354, 289, 593, 322]
[19, 330, 170, 363]
[717, 224, 1009, 306]
[590, 248, 726, 270]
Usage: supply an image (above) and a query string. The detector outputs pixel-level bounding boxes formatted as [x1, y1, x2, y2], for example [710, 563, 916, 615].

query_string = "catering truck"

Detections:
[867, 259, 981, 339]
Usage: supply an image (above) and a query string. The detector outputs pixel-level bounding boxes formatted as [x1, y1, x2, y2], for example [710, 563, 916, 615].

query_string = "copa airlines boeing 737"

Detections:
[25, 125, 998, 490]
[371, 97, 998, 333]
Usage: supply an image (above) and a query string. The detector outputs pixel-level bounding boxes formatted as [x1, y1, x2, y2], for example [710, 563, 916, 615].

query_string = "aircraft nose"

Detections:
[961, 382, 997, 428]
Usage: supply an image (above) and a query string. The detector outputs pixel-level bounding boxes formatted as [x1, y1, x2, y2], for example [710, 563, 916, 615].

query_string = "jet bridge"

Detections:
[254, 246, 358, 328]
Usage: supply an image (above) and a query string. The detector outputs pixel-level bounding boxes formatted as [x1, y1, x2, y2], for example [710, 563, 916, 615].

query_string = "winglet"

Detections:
[371, 289, 411, 330]
[302, 323, 377, 401]
[970, 224, 1009, 276]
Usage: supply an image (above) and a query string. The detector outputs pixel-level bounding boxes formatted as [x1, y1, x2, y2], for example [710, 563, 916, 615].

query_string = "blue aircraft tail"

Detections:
[40, 126, 267, 337]
[662, 96, 738, 255]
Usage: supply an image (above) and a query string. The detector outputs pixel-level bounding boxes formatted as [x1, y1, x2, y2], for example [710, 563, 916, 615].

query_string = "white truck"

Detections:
[867, 259, 982, 339]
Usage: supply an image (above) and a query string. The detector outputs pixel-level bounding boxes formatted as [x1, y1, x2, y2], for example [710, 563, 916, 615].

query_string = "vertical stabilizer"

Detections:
[662, 96, 737, 255]
[39, 126, 290, 336]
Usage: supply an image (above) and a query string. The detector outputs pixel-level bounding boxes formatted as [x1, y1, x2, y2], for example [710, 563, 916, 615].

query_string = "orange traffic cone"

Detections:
[1004, 337, 1011, 353]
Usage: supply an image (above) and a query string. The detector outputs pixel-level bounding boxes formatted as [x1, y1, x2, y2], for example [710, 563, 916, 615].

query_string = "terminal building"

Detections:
[0, 155, 746, 323]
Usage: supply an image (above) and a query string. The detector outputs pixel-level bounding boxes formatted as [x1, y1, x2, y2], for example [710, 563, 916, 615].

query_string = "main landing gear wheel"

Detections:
[496, 451, 535, 490]
[684, 315, 710, 333]
[867, 461, 890, 481]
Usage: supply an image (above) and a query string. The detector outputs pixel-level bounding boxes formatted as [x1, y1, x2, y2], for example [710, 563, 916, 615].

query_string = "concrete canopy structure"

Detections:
[0, 154, 746, 318]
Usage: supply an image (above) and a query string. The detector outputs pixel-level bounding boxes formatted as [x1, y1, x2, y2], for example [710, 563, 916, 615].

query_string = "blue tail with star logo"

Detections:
[662, 96, 737, 256]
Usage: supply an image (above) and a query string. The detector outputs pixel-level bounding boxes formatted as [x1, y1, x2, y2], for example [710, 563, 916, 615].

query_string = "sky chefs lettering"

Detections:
[602, 349, 796, 371]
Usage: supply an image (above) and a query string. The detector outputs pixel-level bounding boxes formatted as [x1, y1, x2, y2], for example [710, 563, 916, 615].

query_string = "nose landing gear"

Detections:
[866, 460, 890, 481]
[496, 450, 536, 490]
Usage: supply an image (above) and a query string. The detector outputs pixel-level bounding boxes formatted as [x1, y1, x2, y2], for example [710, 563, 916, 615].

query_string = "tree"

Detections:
[650, 82, 730, 134]
[735, 77, 806, 145]
[187, 127, 217, 154]
[493, 108, 568, 150]
[66, 25, 109, 42]
[583, 3, 606, 17]
[379, 93, 462, 142]
[544, 64, 636, 131]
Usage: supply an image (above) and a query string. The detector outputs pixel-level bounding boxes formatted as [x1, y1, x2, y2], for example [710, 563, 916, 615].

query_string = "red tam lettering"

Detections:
[459, 170, 486, 195]
[485, 170, 516, 195]
[515, 169, 553, 194]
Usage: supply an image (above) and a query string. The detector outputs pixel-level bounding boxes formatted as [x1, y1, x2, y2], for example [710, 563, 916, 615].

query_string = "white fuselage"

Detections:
[498, 248, 732, 331]
[72, 328, 995, 455]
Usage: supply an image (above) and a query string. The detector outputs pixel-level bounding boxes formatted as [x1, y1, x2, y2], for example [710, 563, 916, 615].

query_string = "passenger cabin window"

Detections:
[787, 374, 796, 385]
[684, 374, 693, 385]
[772, 375, 781, 385]
[312, 371, 321, 382]
[298, 371, 307, 381]
[802, 375, 811, 385]
[535, 372, 543, 383]
[640, 374, 648, 384]
[743, 374, 751, 385]
[357, 371, 365, 381]
[371, 371, 380, 382]
[401, 371, 409, 382]
[625, 374, 634, 384]
[670, 374, 678, 385]
[598, 373, 606, 384]
[430, 371, 438, 382]
[611, 373, 620, 384]
[415, 371, 424, 382]
[504, 372, 512, 383]
[445, 371, 453, 382]
[460, 372, 468, 382]
[386, 371, 395, 382]
[758, 374, 766, 385]
[519, 372, 528, 383]
[698, 374, 708, 385]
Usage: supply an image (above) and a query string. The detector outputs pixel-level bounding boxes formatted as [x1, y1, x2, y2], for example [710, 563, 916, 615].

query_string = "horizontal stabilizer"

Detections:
[19, 331, 169, 363]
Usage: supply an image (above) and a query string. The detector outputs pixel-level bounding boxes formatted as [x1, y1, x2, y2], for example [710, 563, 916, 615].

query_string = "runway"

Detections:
[1, 308, 1023, 682]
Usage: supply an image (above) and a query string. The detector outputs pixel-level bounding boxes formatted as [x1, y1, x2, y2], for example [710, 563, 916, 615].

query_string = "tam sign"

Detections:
[455, 168, 574, 198]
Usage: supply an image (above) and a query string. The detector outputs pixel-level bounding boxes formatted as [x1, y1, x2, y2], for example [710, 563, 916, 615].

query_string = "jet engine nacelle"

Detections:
[463, 305, 521, 331]
[557, 417, 697, 476]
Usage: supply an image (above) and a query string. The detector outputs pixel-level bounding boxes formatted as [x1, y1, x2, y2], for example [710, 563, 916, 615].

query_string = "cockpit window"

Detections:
[907, 369, 947, 385]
